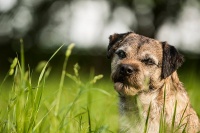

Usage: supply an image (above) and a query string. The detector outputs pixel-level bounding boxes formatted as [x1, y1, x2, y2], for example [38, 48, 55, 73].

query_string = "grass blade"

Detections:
[87, 107, 92, 133]
[37, 44, 65, 86]
[55, 43, 75, 116]
[143, 102, 151, 133]
[178, 103, 188, 127]
[159, 86, 166, 133]
[20, 39, 25, 88]
[33, 104, 55, 131]
[171, 100, 177, 133]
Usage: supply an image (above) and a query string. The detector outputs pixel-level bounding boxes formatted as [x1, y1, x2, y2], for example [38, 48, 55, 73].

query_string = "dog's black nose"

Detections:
[120, 64, 134, 75]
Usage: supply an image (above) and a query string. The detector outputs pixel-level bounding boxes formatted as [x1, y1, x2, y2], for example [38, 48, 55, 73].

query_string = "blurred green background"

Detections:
[0, 0, 200, 132]
[0, 0, 200, 72]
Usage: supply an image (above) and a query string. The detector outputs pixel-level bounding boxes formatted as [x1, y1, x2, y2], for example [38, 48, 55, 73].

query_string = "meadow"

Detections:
[0, 43, 199, 133]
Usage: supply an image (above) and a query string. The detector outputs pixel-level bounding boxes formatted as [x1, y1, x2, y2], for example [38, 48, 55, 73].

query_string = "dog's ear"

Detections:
[107, 32, 132, 59]
[161, 42, 184, 79]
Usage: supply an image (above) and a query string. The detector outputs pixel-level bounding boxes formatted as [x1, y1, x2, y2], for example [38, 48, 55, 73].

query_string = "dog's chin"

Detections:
[114, 81, 139, 96]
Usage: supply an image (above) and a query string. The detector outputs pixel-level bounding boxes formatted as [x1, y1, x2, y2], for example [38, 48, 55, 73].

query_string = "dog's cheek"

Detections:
[144, 70, 150, 79]
[142, 67, 163, 89]
[151, 70, 161, 82]
[128, 69, 145, 89]
[149, 68, 165, 89]
[142, 66, 153, 83]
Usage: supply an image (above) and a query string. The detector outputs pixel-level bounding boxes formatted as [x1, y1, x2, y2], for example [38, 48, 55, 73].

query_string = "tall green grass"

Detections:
[0, 42, 118, 133]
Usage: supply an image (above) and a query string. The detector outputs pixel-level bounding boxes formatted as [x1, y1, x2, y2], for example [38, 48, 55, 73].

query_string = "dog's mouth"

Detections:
[113, 76, 126, 84]
[112, 70, 141, 85]
[113, 75, 134, 87]
[113, 76, 140, 96]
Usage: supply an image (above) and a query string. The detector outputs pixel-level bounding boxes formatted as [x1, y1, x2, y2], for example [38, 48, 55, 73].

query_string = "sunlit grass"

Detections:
[0, 43, 118, 133]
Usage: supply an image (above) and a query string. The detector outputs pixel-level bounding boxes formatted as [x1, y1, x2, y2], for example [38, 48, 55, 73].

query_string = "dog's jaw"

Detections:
[114, 81, 140, 96]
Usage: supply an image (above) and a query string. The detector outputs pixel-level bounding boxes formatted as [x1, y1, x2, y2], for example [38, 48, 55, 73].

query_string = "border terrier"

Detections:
[107, 32, 200, 133]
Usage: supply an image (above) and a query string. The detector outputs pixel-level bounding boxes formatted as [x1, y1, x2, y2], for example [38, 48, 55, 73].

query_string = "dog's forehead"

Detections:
[119, 33, 163, 60]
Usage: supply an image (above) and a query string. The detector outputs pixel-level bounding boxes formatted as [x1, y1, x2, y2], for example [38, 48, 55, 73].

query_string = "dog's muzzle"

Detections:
[113, 64, 135, 84]
[119, 64, 134, 76]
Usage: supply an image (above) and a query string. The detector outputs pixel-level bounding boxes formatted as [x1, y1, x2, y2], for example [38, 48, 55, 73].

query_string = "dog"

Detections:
[107, 32, 200, 133]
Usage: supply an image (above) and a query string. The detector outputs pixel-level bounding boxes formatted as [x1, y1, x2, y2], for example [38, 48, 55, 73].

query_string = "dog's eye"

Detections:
[142, 58, 155, 65]
[115, 50, 126, 59]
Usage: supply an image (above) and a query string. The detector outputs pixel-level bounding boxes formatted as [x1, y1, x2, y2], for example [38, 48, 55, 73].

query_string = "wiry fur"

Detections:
[107, 32, 200, 133]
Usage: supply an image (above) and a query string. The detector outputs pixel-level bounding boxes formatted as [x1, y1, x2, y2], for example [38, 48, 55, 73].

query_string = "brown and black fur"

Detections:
[107, 32, 200, 133]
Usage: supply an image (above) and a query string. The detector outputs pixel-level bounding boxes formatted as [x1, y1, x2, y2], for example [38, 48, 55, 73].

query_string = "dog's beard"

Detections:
[114, 82, 139, 96]
[112, 75, 141, 96]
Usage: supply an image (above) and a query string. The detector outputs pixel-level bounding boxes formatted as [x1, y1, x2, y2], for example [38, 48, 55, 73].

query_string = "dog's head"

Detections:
[107, 32, 184, 96]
